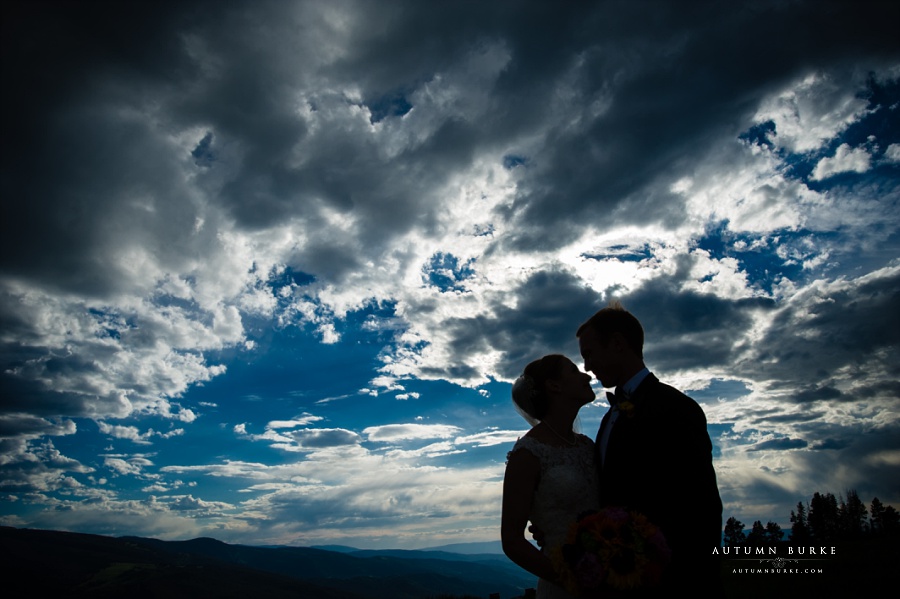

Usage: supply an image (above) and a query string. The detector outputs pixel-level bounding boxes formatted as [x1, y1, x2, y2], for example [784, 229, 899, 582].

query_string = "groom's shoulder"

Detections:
[640, 374, 684, 400]
[644, 377, 706, 419]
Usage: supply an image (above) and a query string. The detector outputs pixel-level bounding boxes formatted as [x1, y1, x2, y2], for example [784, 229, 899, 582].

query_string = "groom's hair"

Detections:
[576, 301, 644, 359]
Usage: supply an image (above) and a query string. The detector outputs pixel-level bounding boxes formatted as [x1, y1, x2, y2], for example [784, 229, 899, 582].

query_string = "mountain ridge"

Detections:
[0, 526, 533, 599]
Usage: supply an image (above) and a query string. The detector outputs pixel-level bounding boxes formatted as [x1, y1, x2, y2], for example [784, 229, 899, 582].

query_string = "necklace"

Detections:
[542, 421, 577, 446]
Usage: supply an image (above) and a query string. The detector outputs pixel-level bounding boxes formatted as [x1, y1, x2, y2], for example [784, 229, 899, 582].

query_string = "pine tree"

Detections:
[790, 501, 810, 543]
[808, 492, 839, 541]
[723, 516, 746, 546]
[764, 521, 784, 544]
[746, 520, 766, 545]
[869, 497, 899, 535]
[838, 490, 868, 537]
[882, 505, 900, 534]
[870, 497, 886, 533]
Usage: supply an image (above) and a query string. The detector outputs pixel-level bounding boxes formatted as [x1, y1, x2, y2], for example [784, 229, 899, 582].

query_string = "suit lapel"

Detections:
[629, 372, 658, 407]
[595, 409, 613, 473]
[600, 373, 658, 473]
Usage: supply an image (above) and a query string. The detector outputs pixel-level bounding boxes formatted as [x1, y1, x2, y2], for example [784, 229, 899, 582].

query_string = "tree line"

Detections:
[723, 490, 899, 546]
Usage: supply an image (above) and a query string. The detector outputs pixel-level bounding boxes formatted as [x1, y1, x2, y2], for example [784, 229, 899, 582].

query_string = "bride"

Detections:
[501, 354, 600, 598]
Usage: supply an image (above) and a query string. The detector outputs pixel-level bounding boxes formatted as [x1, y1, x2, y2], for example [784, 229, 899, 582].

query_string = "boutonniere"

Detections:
[617, 399, 636, 418]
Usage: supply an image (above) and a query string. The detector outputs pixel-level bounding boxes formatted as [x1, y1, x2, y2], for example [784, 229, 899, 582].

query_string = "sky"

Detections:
[1, 0, 899, 551]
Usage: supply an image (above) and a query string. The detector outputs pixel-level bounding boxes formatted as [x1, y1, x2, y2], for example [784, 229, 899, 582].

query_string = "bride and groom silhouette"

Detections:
[502, 302, 723, 598]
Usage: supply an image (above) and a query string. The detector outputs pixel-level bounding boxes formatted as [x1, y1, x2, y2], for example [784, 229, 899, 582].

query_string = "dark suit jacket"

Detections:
[596, 374, 722, 591]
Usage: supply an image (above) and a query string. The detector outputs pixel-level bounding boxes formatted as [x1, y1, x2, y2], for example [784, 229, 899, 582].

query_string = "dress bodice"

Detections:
[509, 434, 601, 551]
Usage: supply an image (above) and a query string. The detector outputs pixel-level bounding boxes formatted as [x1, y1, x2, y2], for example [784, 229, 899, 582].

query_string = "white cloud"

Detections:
[455, 429, 526, 448]
[0, 415, 77, 466]
[104, 457, 146, 477]
[165, 494, 235, 514]
[290, 428, 362, 449]
[267, 416, 325, 429]
[363, 423, 463, 442]
[811, 143, 872, 180]
[0, 440, 93, 494]
[753, 72, 872, 153]
[159, 442, 506, 547]
[383, 441, 465, 459]
[97, 423, 154, 445]
[884, 143, 900, 163]
[96, 422, 187, 444]
[318, 323, 341, 344]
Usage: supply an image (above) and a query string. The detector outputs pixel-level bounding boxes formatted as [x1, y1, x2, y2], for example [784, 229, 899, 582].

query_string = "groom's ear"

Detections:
[609, 331, 629, 353]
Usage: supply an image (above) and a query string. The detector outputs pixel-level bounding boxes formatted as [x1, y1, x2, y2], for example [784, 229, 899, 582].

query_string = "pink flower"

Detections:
[555, 508, 672, 592]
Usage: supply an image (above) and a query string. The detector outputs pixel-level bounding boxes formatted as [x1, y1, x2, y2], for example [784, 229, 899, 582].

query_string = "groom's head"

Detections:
[576, 301, 644, 388]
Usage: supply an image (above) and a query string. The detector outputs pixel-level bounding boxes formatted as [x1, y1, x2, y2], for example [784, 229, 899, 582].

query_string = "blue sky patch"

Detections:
[366, 92, 413, 124]
[423, 252, 476, 292]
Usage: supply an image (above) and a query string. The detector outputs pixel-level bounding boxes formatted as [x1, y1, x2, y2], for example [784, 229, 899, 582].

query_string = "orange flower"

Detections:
[553, 508, 671, 595]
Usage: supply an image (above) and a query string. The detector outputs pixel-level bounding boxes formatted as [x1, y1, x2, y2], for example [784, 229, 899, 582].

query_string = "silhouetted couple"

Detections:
[502, 302, 723, 598]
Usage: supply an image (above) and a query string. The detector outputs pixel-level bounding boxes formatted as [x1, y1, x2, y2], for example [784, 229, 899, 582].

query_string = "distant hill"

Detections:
[311, 540, 505, 555]
[423, 540, 505, 554]
[311, 544, 362, 553]
[0, 527, 534, 599]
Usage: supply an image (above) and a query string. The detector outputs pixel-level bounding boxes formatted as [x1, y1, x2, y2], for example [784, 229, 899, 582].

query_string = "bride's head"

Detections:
[513, 354, 593, 425]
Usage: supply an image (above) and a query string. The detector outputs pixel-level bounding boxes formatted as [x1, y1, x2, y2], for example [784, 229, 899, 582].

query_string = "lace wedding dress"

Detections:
[509, 434, 601, 599]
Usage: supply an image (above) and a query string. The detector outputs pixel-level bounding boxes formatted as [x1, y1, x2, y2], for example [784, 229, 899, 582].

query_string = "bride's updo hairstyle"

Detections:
[511, 354, 568, 425]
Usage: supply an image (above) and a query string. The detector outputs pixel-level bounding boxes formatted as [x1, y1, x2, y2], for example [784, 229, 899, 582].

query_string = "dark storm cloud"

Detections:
[0, 362, 120, 419]
[856, 379, 900, 398]
[737, 265, 900, 395]
[748, 438, 808, 452]
[2, 0, 208, 294]
[792, 385, 846, 403]
[3, 0, 898, 300]
[1, 0, 895, 413]
[3, 2, 883, 291]
[0, 414, 75, 440]
[5, 0, 895, 294]
[792, 425, 900, 500]
[809, 438, 849, 450]
[751, 410, 827, 425]
[421, 245, 891, 389]
[615, 258, 777, 371]
[500, 1, 900, 248]
[429, 267, 603, 381]
[2, 0, 899, 545]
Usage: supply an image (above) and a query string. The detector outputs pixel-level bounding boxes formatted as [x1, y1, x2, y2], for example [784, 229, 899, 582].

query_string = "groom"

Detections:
[577, 302, 722, 595]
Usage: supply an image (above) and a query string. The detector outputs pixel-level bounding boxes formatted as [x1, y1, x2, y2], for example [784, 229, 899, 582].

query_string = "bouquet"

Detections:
[551, 508, 671, 596]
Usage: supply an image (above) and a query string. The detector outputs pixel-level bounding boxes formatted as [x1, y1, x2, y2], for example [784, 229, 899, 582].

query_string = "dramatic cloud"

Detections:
[2, 0, 898, 548]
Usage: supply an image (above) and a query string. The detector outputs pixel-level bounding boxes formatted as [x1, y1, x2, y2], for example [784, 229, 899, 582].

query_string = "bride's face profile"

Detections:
[551, 358, 595, 406]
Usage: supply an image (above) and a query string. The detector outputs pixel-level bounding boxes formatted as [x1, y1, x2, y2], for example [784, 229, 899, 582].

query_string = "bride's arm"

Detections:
[501, 448, 559, 582]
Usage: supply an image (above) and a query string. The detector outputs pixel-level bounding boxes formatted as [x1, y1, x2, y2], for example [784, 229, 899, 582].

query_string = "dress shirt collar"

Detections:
[617, 366, 650, 398]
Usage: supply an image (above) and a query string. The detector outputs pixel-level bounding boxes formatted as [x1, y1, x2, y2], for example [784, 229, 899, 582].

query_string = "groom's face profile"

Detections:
[578, 326, 619, 388]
